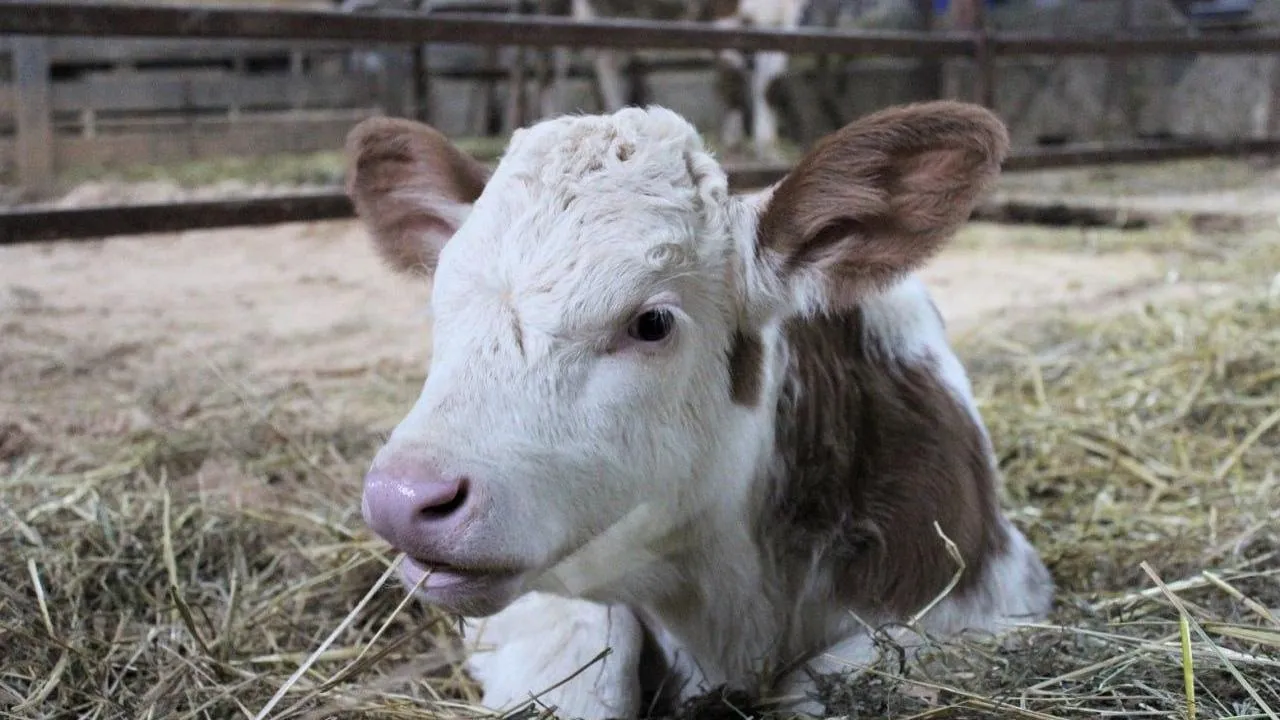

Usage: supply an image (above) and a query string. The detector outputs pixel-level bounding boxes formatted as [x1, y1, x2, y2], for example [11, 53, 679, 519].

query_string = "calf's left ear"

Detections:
[345, 117, 490, 277]
[751, 101, 1008, 314]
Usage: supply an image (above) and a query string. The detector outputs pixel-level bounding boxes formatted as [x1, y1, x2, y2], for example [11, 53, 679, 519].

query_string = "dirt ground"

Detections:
[0, 174, 1203, 390]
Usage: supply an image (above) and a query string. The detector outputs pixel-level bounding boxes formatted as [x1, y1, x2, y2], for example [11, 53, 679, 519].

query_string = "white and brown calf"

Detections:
[546, 0, 808, 161]
[347, 100, 1054, 719]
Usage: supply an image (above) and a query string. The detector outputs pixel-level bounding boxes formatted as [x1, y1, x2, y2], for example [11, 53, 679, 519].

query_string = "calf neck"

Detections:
[347, 102, 1054, 718]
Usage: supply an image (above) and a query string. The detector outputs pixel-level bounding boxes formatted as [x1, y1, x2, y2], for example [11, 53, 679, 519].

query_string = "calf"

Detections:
[347, 100, 1054, 719]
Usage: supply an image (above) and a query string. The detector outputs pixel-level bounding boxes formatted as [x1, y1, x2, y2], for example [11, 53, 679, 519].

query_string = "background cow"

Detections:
[346, 100, 1054, 719]
[544, 0, 808, 161]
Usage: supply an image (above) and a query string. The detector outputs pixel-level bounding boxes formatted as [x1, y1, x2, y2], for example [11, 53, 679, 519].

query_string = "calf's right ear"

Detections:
[345, 117, 490, 277]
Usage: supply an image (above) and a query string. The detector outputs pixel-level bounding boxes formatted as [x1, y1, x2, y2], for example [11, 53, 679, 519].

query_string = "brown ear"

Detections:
[756, 101, 1008, 310]
[345, 117, 490, 277]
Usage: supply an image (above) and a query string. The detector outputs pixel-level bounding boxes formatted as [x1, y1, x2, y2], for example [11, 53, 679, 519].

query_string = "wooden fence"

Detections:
[2, 0, 1280, 242]
[0, 36, 398, 192]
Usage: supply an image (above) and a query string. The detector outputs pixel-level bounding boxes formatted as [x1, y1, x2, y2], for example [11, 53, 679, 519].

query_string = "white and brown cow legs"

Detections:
[715, 48, 749, 154]
[749, 50, 789, 162]
[462, 591, 645, 720]
[570, 0, 629, 113]
[591, 50, 630, 112]
[541, 47, 574, 118]
[714, 46, 788, 161]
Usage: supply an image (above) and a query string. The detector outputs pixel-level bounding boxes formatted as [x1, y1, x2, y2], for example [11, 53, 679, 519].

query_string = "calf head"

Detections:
[347, 102, 1008, 617]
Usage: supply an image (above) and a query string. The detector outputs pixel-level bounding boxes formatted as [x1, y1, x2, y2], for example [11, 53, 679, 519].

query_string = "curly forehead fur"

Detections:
[435, 107, 736, 339]
[475, 108, 730, 249]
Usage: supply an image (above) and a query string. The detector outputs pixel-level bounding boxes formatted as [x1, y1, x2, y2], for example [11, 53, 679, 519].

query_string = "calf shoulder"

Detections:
[760, 276, 1045, 621]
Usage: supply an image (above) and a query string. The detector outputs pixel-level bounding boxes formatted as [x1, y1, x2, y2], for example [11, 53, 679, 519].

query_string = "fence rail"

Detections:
[3, 1, 1280, 56]
[7, 137, 1280, 245]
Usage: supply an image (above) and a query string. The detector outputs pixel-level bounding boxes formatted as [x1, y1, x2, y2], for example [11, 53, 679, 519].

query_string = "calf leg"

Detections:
[463, 591, 645, 720]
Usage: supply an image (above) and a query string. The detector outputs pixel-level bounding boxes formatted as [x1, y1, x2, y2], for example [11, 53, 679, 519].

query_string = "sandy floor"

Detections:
[0, 215, 1167, 388]
[10, 157, 1276, 446]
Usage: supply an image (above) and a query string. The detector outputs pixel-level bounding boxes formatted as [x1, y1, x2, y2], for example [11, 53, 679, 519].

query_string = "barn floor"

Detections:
[2, 159, 1278, 718]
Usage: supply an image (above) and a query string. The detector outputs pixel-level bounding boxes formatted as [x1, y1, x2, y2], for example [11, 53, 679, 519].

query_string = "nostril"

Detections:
[417, 478, 469, 520]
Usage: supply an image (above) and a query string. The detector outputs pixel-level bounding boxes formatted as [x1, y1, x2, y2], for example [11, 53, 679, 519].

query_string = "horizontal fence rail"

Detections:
[7, 138, 1280, 245]
[0, 2, 974, 56]
[2, 1, 1280, 57]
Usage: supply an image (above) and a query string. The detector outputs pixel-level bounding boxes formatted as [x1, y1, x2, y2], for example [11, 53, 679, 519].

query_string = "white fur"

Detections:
[464, 593, 645, 718]
[365, 107, 1052, 719]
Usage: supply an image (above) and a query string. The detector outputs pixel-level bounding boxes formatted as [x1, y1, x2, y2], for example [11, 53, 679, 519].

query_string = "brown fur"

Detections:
[765, 311, 1007, 617]
[748, 101, 1014, 616]
[727, 329, 765, 406]
[756, 101, 1010, 308]
[345, 117, 490, 277]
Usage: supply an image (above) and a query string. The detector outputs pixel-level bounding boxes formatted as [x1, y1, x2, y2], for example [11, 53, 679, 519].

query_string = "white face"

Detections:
[347, 103, 1009, 616]
[357, 109, 748, 616]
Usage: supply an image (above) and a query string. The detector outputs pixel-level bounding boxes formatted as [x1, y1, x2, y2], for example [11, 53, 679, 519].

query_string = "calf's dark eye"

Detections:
[628, 309, 675, 343]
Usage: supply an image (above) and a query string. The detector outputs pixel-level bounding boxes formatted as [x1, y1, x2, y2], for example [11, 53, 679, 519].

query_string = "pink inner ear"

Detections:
[345, 117, 490, 277]
[753, 102, 1008, 307]
[889, 147, 991, 238]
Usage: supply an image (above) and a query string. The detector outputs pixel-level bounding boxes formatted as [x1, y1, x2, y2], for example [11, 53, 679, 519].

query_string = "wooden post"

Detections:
[972, 0, 996, 109]
[503, 44, 528, 134]
[913, 0, 943, 101]
[501, 2, 528, 134]
[411, 43, 431, 123]
[1102, 0, 1136, 139]
[376, 44, 411, 118]
[13, 37, 54, 198]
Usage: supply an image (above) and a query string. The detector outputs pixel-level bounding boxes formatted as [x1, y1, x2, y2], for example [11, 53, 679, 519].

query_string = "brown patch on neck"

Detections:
[763, 309, 1007, 616]
[727, 329, 765, 407]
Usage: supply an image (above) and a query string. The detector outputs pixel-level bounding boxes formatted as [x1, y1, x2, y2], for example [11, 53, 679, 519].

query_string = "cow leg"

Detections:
[570, 0, 629, 111]
[462, 591, 645, 720]
[542, 47, 574, 117]
[749, 50, 789, 162]
[715, 48, 748, 154]
[591, 50, 629, 112]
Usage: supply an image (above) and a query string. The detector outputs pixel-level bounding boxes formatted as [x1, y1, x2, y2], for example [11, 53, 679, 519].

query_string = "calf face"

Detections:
[348, 102, 1007, 618]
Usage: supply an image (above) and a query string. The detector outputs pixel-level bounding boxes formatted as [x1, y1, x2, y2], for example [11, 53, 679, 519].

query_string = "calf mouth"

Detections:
[399, 557, 524, 616]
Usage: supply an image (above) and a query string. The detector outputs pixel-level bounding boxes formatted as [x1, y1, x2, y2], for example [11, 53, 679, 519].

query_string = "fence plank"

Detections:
[3, 2, 1280, 57]
[52, 111, 374, 171]
[8, 137, 1280, 244]
[45, 37, 359, 65]
[44, 73, 378, 114]
[13, 36, 53, 197]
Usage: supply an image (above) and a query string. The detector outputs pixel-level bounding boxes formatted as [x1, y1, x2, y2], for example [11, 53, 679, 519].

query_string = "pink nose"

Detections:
[362, 467, 473, 558]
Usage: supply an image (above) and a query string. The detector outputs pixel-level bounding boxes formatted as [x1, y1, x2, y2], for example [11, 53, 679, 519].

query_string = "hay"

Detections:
[3, 245, 1278, 720]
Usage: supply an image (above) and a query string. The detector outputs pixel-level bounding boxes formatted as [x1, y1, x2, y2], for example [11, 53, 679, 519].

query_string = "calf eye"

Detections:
[628, 309, 675, 343]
